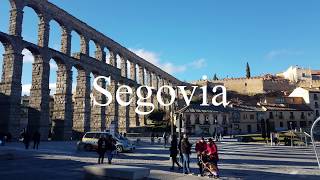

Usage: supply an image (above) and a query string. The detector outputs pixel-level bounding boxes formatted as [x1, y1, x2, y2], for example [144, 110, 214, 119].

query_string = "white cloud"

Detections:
[266, 49, 304, 60]
[50, 62, 58, 70]
[22, 49, 34, 63]
[22, 83, 57, 95]
[190, 58, 206, 69]
[22, 84, 32, 96]
[130, 48, 205, 74]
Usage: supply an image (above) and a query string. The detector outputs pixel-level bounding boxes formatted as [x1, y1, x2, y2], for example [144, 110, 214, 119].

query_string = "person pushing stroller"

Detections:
[200, 138, 220, 178]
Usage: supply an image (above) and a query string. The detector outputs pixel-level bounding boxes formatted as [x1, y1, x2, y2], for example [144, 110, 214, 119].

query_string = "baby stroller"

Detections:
[199, 154, 219, 178]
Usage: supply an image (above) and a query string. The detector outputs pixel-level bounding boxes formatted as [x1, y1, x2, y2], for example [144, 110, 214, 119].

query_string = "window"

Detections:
[280, 122, 283, 128]
[300, 121, 307, 128]
[302, 73, 306, 77]
[247, 125, 252, 133]
[290, 112, 294, 119]
[269, 112, 274, 119]
[195, 115, 200, 124]
[301, 112, 305, 119]
[315, 102, 319, 109]
[257, 124, 261, 132]
[250, 114, 254, 120]
[275, 98, 285, 104]
[204, 116, 209, 125]
[314, 94, 319, 100]
[279, 112, 283, 119]
[245, 83, 247, 86]
[316, 110, 319, 117]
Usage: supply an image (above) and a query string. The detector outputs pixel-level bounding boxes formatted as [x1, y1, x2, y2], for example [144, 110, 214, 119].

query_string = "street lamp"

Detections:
[214, 119, 218, 141]
[171, 101, 178, 138]
[289, 121, 293, 147]
[178, 114, 183, 142]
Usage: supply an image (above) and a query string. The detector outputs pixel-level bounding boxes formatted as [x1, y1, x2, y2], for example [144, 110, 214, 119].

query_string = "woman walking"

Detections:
[181, 134, 192, 174]
[169, 134, 182, 170]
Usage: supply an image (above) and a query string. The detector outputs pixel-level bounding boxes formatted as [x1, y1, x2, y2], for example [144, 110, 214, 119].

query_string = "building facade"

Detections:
[289, 87, 320, 119]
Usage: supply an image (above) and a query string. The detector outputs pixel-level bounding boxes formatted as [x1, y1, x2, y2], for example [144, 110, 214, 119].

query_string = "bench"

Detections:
[84, 164, 150, 180]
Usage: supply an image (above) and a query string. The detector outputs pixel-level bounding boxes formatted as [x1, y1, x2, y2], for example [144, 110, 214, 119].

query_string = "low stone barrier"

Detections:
[83, 164, 150, 180]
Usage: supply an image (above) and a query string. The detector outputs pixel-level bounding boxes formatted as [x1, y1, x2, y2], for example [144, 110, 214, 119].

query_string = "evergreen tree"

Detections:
[246, 62, 251, 78]
[213, 73, 218, 80]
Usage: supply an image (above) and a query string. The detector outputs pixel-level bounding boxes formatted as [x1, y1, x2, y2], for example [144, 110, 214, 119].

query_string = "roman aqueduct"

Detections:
[0, 0, 184, 140]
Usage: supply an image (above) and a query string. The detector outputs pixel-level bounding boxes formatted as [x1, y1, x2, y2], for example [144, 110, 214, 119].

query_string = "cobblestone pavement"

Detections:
[0, 140, 320, 180]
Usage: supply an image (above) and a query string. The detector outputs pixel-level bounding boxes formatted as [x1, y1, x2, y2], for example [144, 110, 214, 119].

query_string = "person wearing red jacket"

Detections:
[206, 138, 219, 162]
[195, 137, 207, 175]
[205, 138, 219, 178]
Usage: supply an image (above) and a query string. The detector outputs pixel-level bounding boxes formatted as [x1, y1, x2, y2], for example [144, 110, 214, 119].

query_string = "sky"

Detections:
[1, 0, 320, 94]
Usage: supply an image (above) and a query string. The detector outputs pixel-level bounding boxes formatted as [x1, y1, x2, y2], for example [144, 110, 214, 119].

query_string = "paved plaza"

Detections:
[0, 139, 320, 180]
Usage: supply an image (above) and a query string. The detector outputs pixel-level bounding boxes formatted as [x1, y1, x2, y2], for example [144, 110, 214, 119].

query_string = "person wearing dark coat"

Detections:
[169, 134, 182, 170]
[181, 134, 192, 174]
[178, 135, 183, 165]
[22, 131, 30, 149]
[33, 131, 41, 149]
[97, 135, 107, 164]
[105, 135, 116, 164]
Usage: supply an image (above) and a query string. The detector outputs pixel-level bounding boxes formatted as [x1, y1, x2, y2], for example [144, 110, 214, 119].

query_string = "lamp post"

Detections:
[171, 101, 178, 138]
[178, 114, 182, 142]
[214, 119, 218, 141]
[289, 121, 293, 147]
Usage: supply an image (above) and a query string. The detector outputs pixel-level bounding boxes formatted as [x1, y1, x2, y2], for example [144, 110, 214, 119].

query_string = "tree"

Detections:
[147, 109, 166, 125]
[213, 73, 218, 80]
[246, 62, 251, 78]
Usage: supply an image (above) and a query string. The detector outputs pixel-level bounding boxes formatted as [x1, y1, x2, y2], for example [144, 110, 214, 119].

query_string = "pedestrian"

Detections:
[205, 138, 219, 178]
[97, 135, 106, 164]
[0, 134, 6, 146]
[163, 132, 168, 148]
[195, 137, 207, 176]
[169, 134, 182, 170]
[33, 131, 41, 149]
[178, 135, 184, 165]
[181, 134, 192, 174]
[151, 133, 155, 145]
[105, 135, 116, 164]
[22, 130, 30, 149]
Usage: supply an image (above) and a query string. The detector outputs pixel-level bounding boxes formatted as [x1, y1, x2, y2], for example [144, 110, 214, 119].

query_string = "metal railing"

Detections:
[311, 116, 320, 169]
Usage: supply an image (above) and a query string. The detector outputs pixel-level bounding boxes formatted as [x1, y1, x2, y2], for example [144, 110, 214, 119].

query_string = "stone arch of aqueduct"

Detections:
[0, 0, 185, 140]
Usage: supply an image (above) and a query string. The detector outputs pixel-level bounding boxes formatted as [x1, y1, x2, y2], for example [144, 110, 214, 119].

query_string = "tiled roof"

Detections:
[176, 104, 229, 113]
[260, 103, 313, 111]
[176, 103, 263, 113]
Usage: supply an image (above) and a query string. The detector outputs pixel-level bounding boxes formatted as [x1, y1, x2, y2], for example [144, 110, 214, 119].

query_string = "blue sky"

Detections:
[1, 0, 320, 94]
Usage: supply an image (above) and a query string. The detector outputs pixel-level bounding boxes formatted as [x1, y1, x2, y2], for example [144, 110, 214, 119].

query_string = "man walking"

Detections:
[169, 134, 182, 170]
[97, 135, 106, 164]
[22, 130, 30, 149]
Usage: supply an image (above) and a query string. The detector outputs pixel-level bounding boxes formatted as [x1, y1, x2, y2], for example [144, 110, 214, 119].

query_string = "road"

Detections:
[0, 140, 320, 180]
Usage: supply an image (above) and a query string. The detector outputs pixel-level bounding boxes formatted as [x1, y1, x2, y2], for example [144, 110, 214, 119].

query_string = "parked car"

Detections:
[77, 131, 135, 153]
